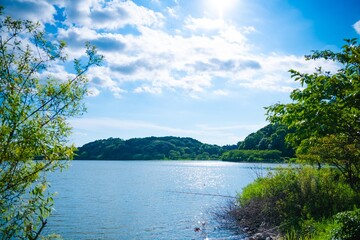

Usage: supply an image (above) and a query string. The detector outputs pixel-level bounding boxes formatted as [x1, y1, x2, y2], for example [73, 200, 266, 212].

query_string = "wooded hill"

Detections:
[75, 124, 294, 161]
[221, 124, 295, 162]
[75, 136, 236, 160]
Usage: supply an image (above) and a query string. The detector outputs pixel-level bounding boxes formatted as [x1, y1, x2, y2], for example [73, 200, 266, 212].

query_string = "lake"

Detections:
[45, 161, 274, 240]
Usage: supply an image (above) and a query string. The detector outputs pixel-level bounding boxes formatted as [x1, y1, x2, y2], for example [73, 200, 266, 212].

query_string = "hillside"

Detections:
[75, 124, 294, 161]
[238, 123, 295, 157]
[221, 124, 295, 162]
[74, 136, 235, 160]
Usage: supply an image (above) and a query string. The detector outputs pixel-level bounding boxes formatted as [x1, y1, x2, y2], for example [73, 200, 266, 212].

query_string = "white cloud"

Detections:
[213, 89, 229, 96]
[134, 85, 162, 94]
[57, 27, 99, 58]
[166, 7, 178, 18]
[184, 17, 225, 31]
[226, 53, 341, 92]
[220, 25, 248, 44]
[353, 20, 360, 35]
[242, 26, 257, 34]
[51, 3, 311, 98]
[38, 63, 76, 83]
[87, 66, 127, 98]
[3, 0, 56, 24]
[62, 12, 338, 98]
[70, 117, 265, 145]
[4, 0, 341, 99]
[60, 0, 164, 29]
[87, 87, 100, 97]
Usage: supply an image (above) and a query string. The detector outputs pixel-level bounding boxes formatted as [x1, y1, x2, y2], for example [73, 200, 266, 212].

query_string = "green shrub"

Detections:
[236, 166, 359, 234]
[331, 209, 360, 240]
[221, 149, 282, 162]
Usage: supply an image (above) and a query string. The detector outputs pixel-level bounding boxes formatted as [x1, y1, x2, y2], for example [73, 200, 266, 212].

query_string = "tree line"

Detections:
[75, 136, 235, 160]
[75, 123, 294, 162]
[221, 123, 295, 162]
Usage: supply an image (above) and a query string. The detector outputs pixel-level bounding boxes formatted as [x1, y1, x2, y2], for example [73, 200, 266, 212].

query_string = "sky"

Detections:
[1, 0, 360, 146]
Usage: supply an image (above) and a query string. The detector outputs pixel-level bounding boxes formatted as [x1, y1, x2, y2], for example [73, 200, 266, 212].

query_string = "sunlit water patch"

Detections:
[45, 161, 278, 239]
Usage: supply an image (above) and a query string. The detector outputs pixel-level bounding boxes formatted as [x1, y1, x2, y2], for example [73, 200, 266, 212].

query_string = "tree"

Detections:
[75, 136, 225, 160]
[266, 38, 360, 190]
[239, 132, 263, 149]
[237, 124, 295, 158]
[0, 8, 103, 239]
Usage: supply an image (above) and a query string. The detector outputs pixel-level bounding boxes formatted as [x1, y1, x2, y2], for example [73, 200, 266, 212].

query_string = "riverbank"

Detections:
[222, 165, 360, 239]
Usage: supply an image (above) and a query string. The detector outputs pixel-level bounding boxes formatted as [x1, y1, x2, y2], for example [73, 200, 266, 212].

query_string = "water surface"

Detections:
[45, 161, 273, 239]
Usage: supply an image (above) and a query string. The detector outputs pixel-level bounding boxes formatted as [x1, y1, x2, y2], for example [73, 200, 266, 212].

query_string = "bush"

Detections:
[331, 209, 360, 240]
[221, 149, 282, 162]
[235, 166, 359, 234]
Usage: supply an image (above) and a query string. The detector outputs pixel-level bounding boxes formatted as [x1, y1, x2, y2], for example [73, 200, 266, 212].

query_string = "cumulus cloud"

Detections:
[91, 36, 126, 52]
[213, 89, 229, 96]
[56, 27, 127, 59]
[134, 85, 162, 94]
[2, 0, 56, 23]
[354, 20, 360, 35]
[87, 66, 127, 98]
[1, 0, 341, 99]
[184, 17, 225, 31]
[59, 10, 337, 98]
[189, 58, 261, 72]
[231, 53, 340, 92]
[166, 7, 178, 18]
[37, 63, 76, 82]
[60, 0, 164, 29]
[87, 87, 101, 97]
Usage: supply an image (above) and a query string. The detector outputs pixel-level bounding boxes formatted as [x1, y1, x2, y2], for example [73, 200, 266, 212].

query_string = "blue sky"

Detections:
[2, 0, 360, 146]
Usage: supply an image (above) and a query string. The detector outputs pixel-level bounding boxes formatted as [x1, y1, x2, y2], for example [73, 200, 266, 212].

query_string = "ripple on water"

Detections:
[46, 161, 276, 239]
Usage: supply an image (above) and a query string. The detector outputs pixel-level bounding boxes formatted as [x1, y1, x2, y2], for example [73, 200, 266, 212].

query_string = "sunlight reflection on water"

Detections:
[45, 161, 278, 240]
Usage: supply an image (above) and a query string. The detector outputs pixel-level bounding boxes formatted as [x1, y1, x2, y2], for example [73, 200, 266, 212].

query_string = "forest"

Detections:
[75, 123, 293, 161]
[221, 123, 295, 162]
[75, 136, 233, 160]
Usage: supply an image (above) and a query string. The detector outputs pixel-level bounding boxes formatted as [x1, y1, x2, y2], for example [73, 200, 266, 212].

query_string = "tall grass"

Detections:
[234, 166, 360, 238]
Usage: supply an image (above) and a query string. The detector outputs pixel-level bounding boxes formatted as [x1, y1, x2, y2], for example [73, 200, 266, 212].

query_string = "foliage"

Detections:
[75, 136, 225, 160]
[331, 209, 360, 240]
[237, 124, 295, 158]
[220, 149, 282, 162]
[236, 167, 359, 235]
[76, 124, 291, 162]
[282, 218, 337, 240]
[230, 39, 360, 239]
[266, 39, 360, 190]
[0, 8, 102, 239]
[221, 124, 294, 162]
[220, 123, 295, 162]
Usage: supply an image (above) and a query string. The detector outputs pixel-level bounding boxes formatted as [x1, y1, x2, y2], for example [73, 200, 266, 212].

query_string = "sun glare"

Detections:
[206, 0, 237, 18]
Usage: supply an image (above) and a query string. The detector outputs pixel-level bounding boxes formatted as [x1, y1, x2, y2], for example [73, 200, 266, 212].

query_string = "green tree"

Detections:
[0, 8, 102, 239]
[237, 124, 294, 158]
[75, 136, 225, 160]
[266, 38, 360, 190]
[239, 132, 263, 149]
